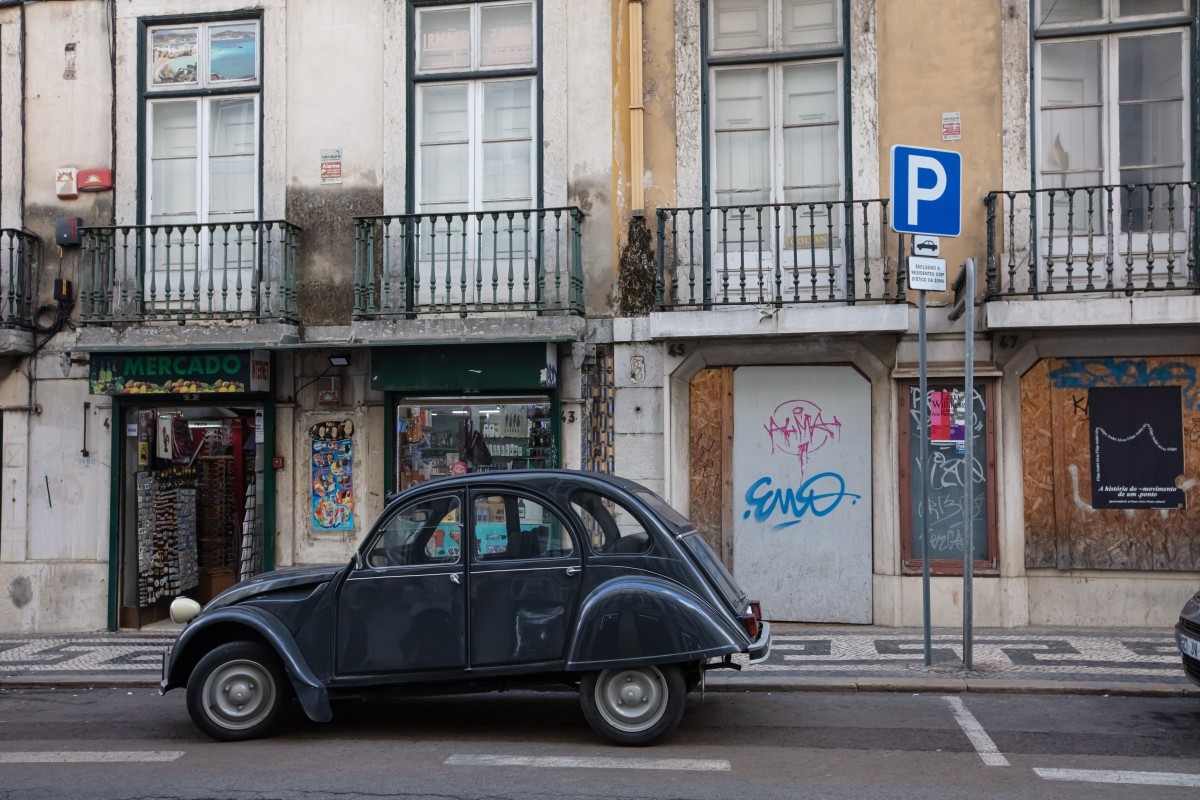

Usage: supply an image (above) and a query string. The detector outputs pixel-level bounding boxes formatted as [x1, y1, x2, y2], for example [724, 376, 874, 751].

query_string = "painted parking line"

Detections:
[445, 754, 731, 772]
[942, 696, 1009, 767]
[1035, 768, 1200, 787]
[0, 751, 184, 764]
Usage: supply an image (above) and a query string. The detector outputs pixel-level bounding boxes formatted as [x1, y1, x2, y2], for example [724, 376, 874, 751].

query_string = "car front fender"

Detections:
[160, 605, 332, 723]
[566, 575, 748, 671]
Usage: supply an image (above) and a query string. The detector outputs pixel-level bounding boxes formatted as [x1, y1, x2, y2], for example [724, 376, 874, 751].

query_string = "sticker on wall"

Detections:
[309, 419, 355, 531]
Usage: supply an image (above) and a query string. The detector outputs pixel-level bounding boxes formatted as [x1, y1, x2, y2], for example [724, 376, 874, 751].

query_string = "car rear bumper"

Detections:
[1177, 621, 1200, 688]
[747, 621, 770, 664]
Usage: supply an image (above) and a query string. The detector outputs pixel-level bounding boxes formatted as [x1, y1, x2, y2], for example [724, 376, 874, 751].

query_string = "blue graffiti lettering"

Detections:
[1049, 357, 1199, 410]
[742, 472, 862, 531]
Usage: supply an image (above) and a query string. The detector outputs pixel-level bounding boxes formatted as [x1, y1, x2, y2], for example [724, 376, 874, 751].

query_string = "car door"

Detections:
[467, 488, 583, 667]
[334, 491, 466, 675]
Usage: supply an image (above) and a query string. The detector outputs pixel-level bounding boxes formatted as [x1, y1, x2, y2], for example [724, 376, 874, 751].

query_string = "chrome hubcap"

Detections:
[595, 667, 668, 733]
[202, 659, 275, 731]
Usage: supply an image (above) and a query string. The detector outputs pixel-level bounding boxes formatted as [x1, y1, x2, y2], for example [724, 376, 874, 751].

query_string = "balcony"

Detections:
[353, 207, 584, 314]
[0, 228, 37, 329]
[79, 221, 300, 326]
[985, 184, 1200, 329]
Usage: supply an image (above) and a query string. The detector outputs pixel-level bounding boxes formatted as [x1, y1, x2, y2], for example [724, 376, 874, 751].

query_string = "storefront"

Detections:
[90, 350, 275, 629]
[371, 343, 561, 493]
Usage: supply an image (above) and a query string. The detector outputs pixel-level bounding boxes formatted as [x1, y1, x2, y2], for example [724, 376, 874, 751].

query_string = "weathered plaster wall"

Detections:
[1, 7, 23, 228]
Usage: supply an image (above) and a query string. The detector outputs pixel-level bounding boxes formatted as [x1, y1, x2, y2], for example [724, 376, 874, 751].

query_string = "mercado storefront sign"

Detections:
[89, 350, 271, 395]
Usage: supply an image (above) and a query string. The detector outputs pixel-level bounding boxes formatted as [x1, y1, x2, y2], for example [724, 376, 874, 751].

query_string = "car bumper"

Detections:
[1177, 621, 1200, 688]
[747, 621, 771, 664]
[159, 646, 172, 694]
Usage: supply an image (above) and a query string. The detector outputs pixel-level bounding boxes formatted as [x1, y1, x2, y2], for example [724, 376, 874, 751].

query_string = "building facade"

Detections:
[0, 0, 1197, 632]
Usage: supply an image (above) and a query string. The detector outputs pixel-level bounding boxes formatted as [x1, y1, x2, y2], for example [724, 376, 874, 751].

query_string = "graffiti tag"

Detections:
[763, 399, 842, 477]
[1049, 357, 1199, 410]
[742, 472, 861, 531]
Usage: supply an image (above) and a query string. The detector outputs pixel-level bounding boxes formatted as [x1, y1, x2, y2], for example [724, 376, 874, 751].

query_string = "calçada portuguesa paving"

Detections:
[1, 623, 1195, 697]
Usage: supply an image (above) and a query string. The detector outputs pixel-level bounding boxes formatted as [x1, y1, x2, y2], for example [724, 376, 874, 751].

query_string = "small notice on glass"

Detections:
[321, 149, 343, 184]
[941, 112, 961, 141]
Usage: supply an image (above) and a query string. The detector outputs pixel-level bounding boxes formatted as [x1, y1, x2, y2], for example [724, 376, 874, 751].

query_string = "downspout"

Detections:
[109, 0, 116, 223]
[629, 0, 644, 215]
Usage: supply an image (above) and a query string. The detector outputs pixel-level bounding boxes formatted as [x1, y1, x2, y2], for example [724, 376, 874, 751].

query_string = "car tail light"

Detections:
[738, 602, 762, 639]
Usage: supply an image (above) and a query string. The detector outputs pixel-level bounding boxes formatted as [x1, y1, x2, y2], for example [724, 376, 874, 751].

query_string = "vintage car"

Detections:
[161, 470, 770, 745]
[1178, 589, 1200, 688]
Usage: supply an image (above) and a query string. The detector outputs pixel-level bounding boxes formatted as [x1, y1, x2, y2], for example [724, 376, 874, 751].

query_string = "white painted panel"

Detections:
[732, 365, 871, 622]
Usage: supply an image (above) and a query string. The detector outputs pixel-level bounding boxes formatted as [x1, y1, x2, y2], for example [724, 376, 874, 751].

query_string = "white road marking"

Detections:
[445, 754, 731, 771]
[1035, 768, 1200, 787]
[0, 751, 184, 764]
[942, 696, 1009, 767]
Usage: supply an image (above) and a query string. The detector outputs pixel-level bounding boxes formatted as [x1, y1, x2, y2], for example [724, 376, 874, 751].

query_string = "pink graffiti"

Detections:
[764, 399, 842, 477]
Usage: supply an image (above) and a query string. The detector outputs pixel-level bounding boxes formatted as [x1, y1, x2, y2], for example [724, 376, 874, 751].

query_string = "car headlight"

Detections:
[169, 596, 202, 624]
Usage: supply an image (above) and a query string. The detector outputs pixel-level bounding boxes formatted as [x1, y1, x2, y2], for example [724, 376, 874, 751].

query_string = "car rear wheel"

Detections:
[186, 641, 290, 741]
[579, 664, 686, 746]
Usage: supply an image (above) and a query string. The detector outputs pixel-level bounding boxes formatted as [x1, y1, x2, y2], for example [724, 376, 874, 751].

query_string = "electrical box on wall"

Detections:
[78, 168, 113, 192]
[55, 217, 83, 247]
[55, 167, 78, 199]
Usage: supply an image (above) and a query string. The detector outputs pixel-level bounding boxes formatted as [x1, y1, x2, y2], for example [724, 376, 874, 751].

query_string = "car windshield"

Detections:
[679, 532, 746, 613]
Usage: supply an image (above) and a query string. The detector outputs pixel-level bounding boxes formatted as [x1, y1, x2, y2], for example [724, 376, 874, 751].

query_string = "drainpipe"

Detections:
[629, 0, 644, 215]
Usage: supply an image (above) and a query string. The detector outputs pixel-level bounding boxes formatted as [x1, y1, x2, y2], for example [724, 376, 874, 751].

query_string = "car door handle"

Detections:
[450, 573, 461, 585]
[565, 566, 580, 576]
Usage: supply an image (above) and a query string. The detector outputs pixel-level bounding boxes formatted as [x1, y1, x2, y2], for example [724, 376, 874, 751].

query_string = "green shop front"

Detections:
[372, 343, 562, 493]
[90, 350, 276, 629]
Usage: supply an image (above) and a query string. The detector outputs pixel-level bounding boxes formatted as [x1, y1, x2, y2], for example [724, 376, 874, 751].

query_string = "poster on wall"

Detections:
[731, 366, 872, 623]
[310, 419, 355, 531]
[1089, 386, 1184, 509]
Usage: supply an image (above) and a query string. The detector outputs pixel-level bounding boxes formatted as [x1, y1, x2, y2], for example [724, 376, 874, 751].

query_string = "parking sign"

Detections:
[891, 145, 962, 237]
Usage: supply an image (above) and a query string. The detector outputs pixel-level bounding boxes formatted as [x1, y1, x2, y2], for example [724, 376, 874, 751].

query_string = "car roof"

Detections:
[383, 469, 652, 505]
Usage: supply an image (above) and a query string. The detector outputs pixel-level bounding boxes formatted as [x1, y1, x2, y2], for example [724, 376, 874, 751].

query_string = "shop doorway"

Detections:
[116, 404, 266, 629]
[394, 397, 555, 491]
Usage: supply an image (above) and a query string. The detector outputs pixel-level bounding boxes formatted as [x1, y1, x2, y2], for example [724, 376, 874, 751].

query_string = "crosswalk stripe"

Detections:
[1035, 768, 1200, 787]
[0, 751, 184, 764]
[445, 754, 730, 771]
[943, 696, 1009, 767]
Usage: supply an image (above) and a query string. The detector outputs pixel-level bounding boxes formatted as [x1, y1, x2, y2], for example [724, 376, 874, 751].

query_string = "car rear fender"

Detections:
[565, 575, 747, 671]
[162, 605, 332, 723]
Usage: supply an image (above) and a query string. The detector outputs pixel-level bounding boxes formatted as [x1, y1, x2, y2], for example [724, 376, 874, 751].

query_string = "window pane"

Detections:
[783, 61, 838, 124]
[1118, 0, 1186, 16]
[714, 69, 769, 203]
[150, 27, 198, 85]
[209, 156, 255, 215]
[483, 80, 532, 139]
[784, 125, 839, 192]
[420, 84, 469, 144]
[369, 495, 462, 566]
[152, 101, 198, 158]
[1037, 0, 1102, 24]
[712, 0, 769, 51]
[1119, 33, 1183, 102]
[473, 494, 573, 560]
[418, 8, 470, 71]
[1041, 108, 1104, 176]
[209, 23, 257, 82]
[151, 159, 197, 221]
[571, 491, 651, 555]
[1039, 41, 1103, 188]
[209, 98, 256, 156]
[1119, 101, 1184, 168]
[483, 140, 531, 202]
[782, 0, 839, 48]
[481, 3, 534, 67]
[421, 144, 469, 204]
[1041, 40, 1102, 106]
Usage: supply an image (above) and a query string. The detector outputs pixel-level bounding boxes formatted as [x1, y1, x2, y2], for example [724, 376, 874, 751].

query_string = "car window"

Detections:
[571, 490, 652, 555]
[472, 493, 575, 561]
[366, 495, 461, 567]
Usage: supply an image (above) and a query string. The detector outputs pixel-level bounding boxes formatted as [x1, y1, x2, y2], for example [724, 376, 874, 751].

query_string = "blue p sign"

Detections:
[891, 145, 962, 237]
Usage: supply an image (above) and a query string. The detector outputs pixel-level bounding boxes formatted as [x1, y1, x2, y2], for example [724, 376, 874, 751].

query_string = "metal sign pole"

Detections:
[962, 258, 976, 669]
[919, 289, 932, 667]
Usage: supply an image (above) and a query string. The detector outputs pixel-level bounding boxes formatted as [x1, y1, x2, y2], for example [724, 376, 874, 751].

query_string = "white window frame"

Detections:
[415, 0, 537, 76]
[709, 0, 842, 56]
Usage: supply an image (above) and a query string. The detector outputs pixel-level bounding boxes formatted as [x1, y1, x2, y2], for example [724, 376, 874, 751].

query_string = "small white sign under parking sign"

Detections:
[907, 256, 947, 292]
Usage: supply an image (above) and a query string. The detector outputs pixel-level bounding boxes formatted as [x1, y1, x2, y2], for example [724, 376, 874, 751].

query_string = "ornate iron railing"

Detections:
[0, 228, 38, 328]
[352, 207, 584, 318]
[79, 221, 300, 324]
[985, 183, 1200, 297]
[655, 199, 911, 309]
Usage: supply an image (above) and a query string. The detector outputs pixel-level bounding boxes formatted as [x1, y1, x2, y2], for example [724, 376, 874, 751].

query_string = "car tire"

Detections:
[186, 641, 291, 742]
[579, 664, 686, 746]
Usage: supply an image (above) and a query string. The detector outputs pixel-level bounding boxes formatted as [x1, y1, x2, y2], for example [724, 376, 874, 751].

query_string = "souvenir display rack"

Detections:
[135, 467, 199, 607]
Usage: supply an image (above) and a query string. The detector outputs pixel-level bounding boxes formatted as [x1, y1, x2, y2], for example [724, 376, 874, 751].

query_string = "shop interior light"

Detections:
[328, 354, 350, 368]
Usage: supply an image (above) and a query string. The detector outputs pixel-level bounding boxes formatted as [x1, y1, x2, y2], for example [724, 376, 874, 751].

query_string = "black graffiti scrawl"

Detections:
[1088, 386, 1184, 509]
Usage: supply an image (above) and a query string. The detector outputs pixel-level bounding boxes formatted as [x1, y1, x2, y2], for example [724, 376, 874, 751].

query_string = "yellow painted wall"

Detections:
[877, 0, 1004, 272]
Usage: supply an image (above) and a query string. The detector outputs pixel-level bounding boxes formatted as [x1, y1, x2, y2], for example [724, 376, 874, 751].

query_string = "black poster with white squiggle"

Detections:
[1089, 386, 1184, 509]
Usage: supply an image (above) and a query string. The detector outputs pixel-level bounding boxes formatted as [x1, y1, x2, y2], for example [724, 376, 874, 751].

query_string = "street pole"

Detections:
[919, 289, 931, 667]
[962, 258, 976, 669]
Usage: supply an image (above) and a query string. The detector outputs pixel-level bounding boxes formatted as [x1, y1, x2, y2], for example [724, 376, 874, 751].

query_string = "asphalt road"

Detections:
[1, 686, 1198, 799]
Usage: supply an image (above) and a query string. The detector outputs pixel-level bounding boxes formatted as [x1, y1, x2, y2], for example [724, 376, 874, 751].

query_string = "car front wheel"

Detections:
[579, 664, 686, 746]
[186, 641, 290, 741]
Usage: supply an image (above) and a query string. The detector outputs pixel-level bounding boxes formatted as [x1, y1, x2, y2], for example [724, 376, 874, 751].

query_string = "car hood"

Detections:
[201, 565, 344, 613]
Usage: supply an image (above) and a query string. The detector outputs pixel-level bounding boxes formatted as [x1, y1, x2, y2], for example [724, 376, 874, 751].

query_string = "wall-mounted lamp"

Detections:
[328, 354, 350, 368]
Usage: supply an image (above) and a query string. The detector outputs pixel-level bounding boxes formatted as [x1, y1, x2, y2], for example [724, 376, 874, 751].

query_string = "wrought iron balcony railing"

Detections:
[0, 228, 37, 329]
[655, 199, 909, 309]
[353, 207, 584, 318]
[985, 183, 1200, 297]
[80, 221, 300, 325]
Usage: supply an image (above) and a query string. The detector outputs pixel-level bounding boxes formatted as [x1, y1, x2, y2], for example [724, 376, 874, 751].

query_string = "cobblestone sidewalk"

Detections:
[0, 624, 1194, 694]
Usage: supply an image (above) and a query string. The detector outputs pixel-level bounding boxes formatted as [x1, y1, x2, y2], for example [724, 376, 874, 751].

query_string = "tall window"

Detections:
[1035, 1, 1190, 233]
[414, 2, 537, 216]
[144, 20, 261, 311]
